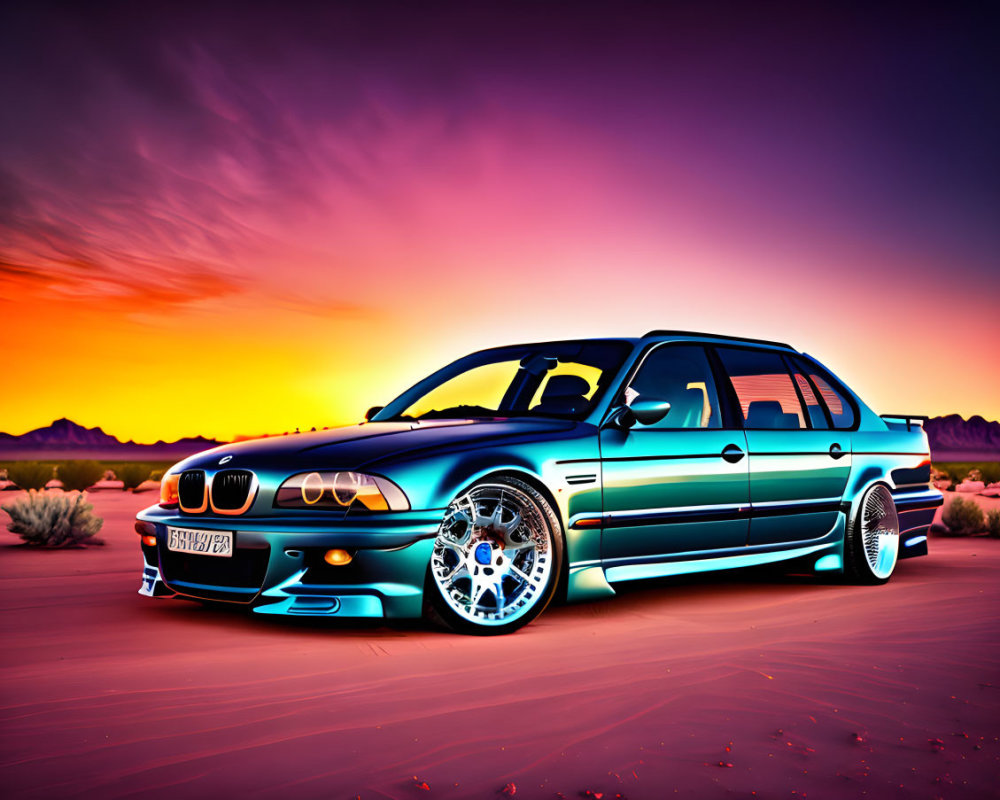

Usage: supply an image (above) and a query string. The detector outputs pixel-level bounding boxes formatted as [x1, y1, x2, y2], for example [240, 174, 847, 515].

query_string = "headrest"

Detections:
[542, 374, 591, 399]
[534, 374, 592, 415]
[746, 400, 799, 429]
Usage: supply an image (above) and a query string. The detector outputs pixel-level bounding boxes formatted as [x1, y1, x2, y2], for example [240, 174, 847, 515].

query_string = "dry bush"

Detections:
[1, 490, 104, 547]
[116, 463, 155, 491]
[986, 509, 1000, 539]
[56, 461, 105, 491]
[6, 462, 54, 490]
[942, 496, 985, 535]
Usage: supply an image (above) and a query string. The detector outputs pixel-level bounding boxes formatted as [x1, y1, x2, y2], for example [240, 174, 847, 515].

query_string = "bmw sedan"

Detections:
[136, 331, 942, 634]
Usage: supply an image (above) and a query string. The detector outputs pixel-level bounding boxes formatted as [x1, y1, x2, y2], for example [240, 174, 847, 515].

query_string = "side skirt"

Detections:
[604, 539, 842, 583]
[565, 517, 847, 598]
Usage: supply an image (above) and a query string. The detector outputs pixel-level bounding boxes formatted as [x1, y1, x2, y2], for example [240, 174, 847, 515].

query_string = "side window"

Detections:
[716, 348, 806, 429]
[805, 369, 857, 430]
[786, 356, 829, 429]
[625, 345, 721, 429]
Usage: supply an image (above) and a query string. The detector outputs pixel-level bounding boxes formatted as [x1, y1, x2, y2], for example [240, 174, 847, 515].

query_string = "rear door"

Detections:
[599, 344, 750, 565]
[714, 347, 851, 546]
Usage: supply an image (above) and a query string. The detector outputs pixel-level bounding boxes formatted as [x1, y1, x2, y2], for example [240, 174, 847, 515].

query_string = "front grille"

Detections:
[211, 470, 255, 512]
[178, 470, 206, 511]
[160, 543, 270, 591]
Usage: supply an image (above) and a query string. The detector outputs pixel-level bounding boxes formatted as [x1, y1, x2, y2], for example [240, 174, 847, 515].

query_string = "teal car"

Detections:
[136, 331, 942, 634]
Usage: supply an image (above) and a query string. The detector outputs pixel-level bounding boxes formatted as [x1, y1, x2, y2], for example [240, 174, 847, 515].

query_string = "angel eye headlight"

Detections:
[300, 472, 324, 505]
[333, 471, 362, 506]
[275, 471, 409, 511]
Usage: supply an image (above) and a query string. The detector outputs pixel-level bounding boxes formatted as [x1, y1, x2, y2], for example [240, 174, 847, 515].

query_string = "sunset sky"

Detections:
[1, 3, 998, 443]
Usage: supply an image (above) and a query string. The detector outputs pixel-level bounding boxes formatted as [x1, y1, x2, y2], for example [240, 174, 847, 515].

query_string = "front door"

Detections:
[599, 344, 750, 566]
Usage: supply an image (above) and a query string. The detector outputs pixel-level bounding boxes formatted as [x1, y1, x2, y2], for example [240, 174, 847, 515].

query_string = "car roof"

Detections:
[640, 330, 796, 350]
[468, 332, 797, 355]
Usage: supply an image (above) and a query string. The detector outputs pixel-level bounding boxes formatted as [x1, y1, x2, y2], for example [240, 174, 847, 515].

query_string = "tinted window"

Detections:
[716, 348, 806, 429]
[786, 356, 829, 429]
[625, 345, 721, 429]
[806, 370, 856, 429]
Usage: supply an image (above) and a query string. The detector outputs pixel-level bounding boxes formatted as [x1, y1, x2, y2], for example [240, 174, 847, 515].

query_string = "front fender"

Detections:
[375, 432, 611, 601]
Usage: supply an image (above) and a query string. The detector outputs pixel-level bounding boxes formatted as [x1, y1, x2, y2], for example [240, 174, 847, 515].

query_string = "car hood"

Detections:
[172, 418, 581, 473]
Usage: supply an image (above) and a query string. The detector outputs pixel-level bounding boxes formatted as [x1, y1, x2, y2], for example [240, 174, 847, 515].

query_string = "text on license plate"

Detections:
[166, 527, 233, 557]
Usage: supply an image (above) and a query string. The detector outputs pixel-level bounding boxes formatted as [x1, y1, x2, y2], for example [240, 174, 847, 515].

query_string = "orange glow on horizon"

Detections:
[3, 246, 999, 444]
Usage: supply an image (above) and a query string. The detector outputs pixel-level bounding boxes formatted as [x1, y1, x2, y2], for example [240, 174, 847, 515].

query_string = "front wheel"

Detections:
[844, 483, 900, 585]
[426, 477, 563, 635]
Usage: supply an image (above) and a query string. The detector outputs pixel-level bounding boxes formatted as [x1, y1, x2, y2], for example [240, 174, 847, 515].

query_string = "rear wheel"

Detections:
[845, 483, 899, 584]
[426, 477, 563, 635]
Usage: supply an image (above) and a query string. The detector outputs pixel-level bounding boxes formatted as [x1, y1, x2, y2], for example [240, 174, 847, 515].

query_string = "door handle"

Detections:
[829, 442, 846, 459]
[721, 444, 745, 463]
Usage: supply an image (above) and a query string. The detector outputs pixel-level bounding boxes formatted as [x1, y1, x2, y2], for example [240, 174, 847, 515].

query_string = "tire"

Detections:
[426, 477, 564, 635]
[844, 483, 900, 585]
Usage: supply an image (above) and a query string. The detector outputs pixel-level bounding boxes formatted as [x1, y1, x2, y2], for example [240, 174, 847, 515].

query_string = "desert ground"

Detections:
[1, 490, 998, 800]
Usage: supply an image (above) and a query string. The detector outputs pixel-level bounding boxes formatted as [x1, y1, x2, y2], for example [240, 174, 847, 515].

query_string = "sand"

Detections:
[1, 491, 997, 799]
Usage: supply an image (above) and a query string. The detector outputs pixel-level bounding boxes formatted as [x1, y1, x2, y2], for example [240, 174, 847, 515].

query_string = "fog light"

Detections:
[141, 535, 157, 547]
[324, 548, 353, 566]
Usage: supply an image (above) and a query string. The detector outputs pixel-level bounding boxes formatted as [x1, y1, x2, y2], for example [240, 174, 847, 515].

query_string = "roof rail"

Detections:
[642, 330, 793, 349]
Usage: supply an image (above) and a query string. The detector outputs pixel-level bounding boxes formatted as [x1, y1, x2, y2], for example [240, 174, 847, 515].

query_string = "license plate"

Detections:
[166, 527, 233, 558]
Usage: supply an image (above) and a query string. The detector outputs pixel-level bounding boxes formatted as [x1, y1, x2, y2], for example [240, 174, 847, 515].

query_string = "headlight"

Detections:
[160, 473, 180, 506]
[275, 472, 410, 511]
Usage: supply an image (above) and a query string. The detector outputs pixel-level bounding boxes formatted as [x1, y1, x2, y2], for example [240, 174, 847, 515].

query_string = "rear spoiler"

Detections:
[881, 414, 928, 432]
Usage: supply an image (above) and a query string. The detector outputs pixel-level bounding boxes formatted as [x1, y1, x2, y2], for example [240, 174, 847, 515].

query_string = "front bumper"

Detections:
[135, 506, 444, 618]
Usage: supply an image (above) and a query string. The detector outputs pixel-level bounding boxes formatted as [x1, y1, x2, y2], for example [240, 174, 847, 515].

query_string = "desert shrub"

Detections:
[6, 462, 55, 491]
[942, 496, 985, 535]
[986, 509, 1000, 538]
[1, 490, 104, 546]
[116, 462, 153, 491]
[56, 460, 105, 491]
[149, 470, 164, 482]
[934, 462, 1000, 486]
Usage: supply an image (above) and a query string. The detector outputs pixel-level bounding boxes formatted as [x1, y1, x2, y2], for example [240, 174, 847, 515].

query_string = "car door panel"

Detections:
[600, 427, 750, 560]
[745, 430, 851, 545]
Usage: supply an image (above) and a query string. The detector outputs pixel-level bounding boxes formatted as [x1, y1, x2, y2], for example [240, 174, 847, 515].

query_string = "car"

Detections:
[135, 330, 943, 634]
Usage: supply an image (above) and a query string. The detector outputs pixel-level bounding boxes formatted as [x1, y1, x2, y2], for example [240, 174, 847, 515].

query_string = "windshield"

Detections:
[375, 340, 633, 422]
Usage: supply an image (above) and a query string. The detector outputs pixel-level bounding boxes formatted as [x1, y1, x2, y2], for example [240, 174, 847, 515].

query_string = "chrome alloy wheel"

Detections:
[431, 483, 554, 628]
[860, 484, 900, 580]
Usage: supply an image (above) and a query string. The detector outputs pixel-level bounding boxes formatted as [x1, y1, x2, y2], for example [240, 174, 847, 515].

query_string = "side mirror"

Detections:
[364, 406, 384, 421]
[613, 399, 671, 429]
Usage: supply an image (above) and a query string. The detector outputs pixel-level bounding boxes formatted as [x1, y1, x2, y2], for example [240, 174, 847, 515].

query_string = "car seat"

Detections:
[533, 375, 591, 416]
[746, 400, 800, 429]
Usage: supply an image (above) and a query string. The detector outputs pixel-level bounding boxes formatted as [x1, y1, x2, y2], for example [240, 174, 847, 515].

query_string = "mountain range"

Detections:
[0, 415, 997, 462]
[922, 414, 1000, 461]
[0, 418, 222, 461]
